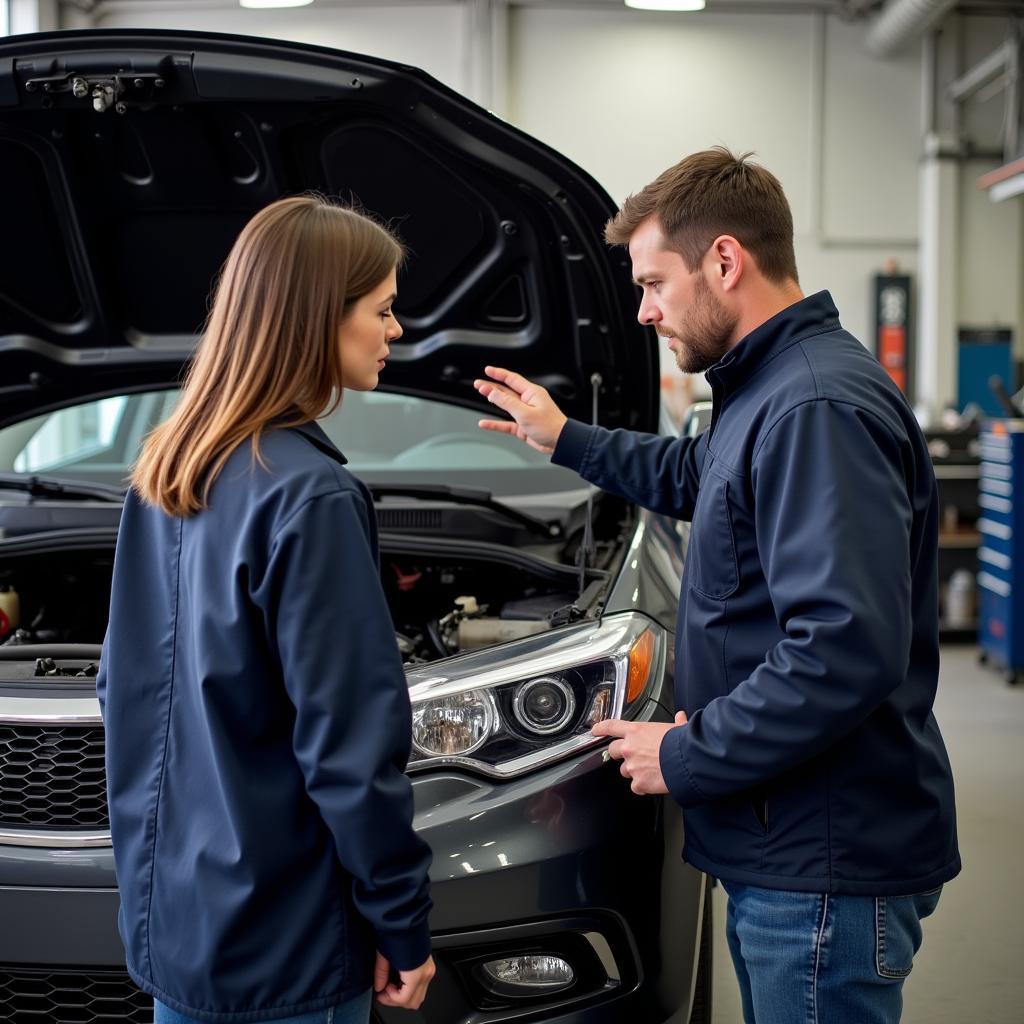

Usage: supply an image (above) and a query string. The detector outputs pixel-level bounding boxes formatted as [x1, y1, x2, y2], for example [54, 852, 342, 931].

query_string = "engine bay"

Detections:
[0, 540, 610, 673]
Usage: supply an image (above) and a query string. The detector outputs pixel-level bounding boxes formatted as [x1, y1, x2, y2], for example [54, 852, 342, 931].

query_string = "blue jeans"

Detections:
[154, 988, 372, 1024]
[722, 882, 941, 1024]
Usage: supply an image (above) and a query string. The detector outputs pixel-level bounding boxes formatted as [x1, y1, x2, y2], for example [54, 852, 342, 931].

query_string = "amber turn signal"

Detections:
[626, 629, 655, 704]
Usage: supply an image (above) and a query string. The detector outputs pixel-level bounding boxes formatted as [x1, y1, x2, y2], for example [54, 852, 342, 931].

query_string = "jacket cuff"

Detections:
[551, 419, 594, 472]
[659, 725, 704, 809]
[377, 922, 433, 972]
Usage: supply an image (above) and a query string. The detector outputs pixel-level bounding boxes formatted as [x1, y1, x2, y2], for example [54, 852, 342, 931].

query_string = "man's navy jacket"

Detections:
[97, 422, 432, 1022]
[554, 291, 960, 895]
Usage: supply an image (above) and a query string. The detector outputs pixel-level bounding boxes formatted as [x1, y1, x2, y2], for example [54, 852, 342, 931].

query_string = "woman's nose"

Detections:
[388, 317, 404, 341]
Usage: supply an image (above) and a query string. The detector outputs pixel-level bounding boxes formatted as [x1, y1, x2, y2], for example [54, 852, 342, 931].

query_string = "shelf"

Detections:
[938, 531, 980, 548]
[933, 465, 980, 480]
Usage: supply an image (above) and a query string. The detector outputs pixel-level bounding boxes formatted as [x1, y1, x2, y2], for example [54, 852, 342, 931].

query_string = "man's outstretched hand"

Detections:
[474, 366, 568, 454]
[592, 711, 688, 795]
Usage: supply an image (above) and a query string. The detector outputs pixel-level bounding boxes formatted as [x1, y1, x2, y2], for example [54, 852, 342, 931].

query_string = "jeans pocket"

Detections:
[875, 887, 942, 978]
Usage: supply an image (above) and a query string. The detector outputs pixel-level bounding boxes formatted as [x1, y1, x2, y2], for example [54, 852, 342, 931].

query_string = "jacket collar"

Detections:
[707, 290, 841, 392]
[288, 419, 349, 467]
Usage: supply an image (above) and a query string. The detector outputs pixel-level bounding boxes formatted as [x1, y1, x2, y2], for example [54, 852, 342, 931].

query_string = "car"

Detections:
[0, 27, 712, 1024]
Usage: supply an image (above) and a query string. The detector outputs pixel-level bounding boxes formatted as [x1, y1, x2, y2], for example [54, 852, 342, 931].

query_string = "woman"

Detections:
[97, 196, 435, 1024]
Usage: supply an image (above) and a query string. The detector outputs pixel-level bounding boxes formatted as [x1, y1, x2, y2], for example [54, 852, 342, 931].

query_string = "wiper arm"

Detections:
[369, 484, 562, 540]
[0, 473, 126, 503]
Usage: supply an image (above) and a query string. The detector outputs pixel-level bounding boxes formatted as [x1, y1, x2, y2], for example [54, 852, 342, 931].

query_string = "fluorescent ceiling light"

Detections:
[240, 0, 314, 8]
[625, 0, 706, 10]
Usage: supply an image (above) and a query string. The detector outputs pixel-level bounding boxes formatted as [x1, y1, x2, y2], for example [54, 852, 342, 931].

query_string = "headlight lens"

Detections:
[405, 613, 664, 778]
[411, 691, 494, 757]
[512, 677, 576, 735]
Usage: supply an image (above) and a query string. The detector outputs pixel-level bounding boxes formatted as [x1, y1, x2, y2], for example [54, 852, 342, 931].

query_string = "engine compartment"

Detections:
[0, 542, 608, 672]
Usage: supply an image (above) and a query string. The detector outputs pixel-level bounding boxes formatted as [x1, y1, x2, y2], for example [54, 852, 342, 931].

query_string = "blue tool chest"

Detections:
[977, 420, 1024, 685]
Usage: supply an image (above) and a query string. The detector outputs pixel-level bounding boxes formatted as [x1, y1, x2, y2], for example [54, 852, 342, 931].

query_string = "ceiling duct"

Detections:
[865, 0, 958, 58]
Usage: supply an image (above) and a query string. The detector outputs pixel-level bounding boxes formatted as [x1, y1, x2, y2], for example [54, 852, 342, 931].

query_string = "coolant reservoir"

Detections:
[457, 617, 548, 650]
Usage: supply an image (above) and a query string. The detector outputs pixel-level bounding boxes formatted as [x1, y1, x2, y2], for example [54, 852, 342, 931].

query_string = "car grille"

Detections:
[0, 967, 151, 1023]
[0, 724, 108, 829]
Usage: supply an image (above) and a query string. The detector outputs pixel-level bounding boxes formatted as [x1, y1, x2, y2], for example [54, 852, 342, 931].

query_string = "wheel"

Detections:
[687, 876, 714, 1024]
[978, 650, 989, 666]
[1006, 671, 1021, 687]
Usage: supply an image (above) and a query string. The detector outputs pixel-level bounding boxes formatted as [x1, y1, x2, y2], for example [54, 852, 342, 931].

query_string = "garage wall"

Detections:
[509, 5, 921, 381]
[84, 0, 470, 95]
[956, 16, 1023, 347]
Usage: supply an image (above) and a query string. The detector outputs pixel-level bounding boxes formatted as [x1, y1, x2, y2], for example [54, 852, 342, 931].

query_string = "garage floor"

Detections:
[709, 645, 1024, 1024]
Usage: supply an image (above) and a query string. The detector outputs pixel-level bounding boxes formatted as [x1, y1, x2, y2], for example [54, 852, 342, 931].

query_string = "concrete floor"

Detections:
[709, 645, 1024, 1024]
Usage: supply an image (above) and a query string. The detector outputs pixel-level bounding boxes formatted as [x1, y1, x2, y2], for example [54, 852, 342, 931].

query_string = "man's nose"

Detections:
[637, 297, 660, 327]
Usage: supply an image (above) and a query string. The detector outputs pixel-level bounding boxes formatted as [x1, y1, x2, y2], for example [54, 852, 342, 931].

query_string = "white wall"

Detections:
[955, 16, 1023, 347]
[88, 1, 470, 95]
[509, 5, 921, 366]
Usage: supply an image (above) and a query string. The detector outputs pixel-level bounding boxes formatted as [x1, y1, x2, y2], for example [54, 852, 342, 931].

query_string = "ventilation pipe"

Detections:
[866, 0, 958, 58]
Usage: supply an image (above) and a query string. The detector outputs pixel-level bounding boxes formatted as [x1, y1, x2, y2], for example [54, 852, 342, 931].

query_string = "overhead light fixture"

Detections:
[625, 0, 706, 10]
[240, 0, 314, 8]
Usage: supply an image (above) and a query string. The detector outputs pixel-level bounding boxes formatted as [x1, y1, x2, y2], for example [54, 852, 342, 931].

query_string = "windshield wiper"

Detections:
[0, 473, 127, 503]
[369, 484, 563, 540]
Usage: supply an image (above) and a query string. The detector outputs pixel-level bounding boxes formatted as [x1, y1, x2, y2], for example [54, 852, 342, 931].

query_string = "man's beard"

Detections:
[671, 275, 738, 375]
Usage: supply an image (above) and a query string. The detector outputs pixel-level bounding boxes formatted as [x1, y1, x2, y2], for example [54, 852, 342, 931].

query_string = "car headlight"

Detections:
[406, 613, 665, 778]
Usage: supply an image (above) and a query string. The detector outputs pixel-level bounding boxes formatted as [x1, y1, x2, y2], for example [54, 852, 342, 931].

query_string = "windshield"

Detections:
[0, 389, 582, 497]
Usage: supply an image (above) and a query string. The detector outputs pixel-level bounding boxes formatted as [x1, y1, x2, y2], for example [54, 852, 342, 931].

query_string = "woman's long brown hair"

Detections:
[132, 196, 403, 517]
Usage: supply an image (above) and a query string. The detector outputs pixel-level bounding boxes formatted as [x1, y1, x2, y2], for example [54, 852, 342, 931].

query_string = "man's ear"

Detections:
[708, 235, 744, 293]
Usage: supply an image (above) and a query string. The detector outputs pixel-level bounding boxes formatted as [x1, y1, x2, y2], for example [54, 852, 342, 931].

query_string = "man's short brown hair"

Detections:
[605, 147, 798, 285]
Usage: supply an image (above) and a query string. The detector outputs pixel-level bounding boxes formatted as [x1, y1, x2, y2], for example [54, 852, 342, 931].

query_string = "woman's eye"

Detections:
[380, 310, 392, 319]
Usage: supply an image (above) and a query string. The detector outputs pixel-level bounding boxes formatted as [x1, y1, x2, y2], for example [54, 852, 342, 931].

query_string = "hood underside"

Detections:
[0, 29, 657, 431]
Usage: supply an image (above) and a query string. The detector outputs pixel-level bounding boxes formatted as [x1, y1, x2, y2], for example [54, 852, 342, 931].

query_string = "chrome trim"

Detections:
[581, 930, 621, 985]
[0, 695, 102, 724]
[0, 828, 111, 848]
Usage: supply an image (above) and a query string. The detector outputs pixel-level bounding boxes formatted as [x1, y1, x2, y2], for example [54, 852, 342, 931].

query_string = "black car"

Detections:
[0, 28, 711, 1024]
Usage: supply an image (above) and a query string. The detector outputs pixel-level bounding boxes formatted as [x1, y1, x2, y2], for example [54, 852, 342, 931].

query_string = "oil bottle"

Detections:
[0, 582, 20, 641]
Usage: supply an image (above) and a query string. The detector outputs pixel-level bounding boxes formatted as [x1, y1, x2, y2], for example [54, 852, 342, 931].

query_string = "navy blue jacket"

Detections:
[97, 422, 432, 1022]
[554, 292, 960, 895]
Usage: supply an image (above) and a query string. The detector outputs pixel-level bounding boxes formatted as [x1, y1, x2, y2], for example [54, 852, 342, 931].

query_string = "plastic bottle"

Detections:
[0, 584, 20, 641]
[945, 570, 975, 630]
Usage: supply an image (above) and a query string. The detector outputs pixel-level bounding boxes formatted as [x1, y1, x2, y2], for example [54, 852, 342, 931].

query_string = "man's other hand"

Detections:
[592, 711, 688, 795]
[374, 951, 436, 1010]
[474, 366, 568, 454]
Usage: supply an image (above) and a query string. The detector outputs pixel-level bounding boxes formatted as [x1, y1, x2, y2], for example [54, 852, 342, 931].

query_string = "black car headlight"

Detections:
[406, 613, 664, 778]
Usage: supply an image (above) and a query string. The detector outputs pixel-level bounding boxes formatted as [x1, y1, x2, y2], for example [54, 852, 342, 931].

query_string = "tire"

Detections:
[687, 876, 714, 1024]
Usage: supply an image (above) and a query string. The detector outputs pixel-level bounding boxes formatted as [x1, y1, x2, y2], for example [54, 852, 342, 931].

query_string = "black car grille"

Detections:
[0, 967, 151, 1023]
[0, 724, 108, 829]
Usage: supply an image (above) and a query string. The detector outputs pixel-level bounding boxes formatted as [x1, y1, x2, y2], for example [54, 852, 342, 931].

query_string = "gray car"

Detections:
[0, 28, 712, 1023]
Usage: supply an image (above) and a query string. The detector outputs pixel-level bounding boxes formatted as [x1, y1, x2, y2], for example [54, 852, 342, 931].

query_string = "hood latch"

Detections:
[24, 71, 167, 114]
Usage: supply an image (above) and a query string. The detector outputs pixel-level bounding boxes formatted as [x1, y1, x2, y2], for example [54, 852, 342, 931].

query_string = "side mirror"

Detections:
[680, 401, 712, 440]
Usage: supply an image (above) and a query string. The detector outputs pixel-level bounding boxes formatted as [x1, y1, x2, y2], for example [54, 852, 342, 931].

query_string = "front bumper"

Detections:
[0, 735, 704, 1023]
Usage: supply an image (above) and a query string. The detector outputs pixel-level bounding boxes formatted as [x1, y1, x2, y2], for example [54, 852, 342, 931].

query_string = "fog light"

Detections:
[480, 955, 575, 996]
[412, 691, 494, 757]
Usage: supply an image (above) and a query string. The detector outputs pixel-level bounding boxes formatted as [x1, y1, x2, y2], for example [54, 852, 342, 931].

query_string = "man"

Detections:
[474, 148, 959, 1024]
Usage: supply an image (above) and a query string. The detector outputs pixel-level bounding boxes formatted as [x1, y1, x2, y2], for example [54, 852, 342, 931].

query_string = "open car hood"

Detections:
[0, 29, 657, 431]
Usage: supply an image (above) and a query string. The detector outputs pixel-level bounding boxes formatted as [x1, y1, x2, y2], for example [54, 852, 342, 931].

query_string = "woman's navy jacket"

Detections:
[554, 291, 960, 896]
[97, 421, 432, 1022]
